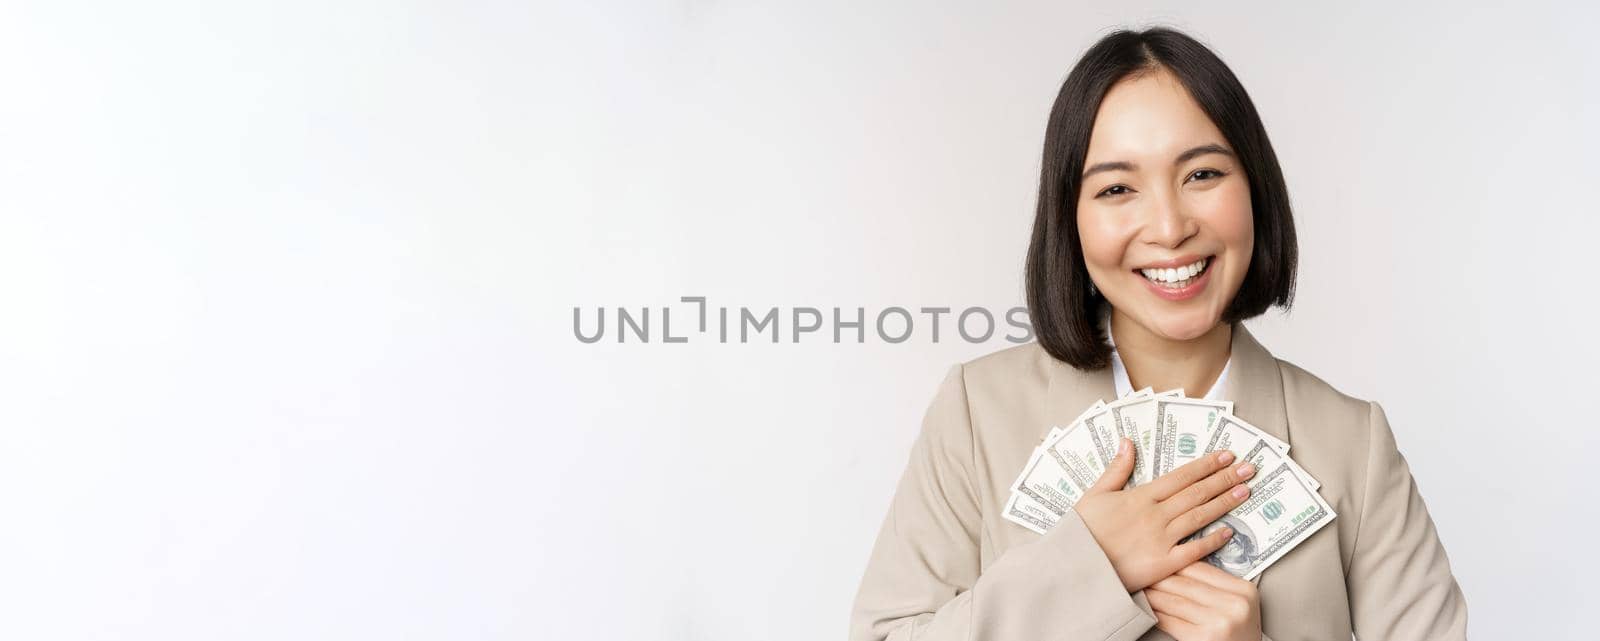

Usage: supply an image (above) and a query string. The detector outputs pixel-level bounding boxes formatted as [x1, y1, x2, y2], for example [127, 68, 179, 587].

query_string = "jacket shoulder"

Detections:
[909, 343, 1050, 468]
[942, 342, 1056, 437]
[1275, 357, 1373, 425]
[957, 341, 1053, 394]
[961, 341, 1050, 373]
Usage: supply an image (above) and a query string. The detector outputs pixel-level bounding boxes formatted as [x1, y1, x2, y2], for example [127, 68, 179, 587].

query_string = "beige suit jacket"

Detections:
[849, 324, 1467, 641]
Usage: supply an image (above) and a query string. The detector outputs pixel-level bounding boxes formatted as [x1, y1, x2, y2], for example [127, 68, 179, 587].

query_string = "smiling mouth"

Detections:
[1136, 256, 1213, 290]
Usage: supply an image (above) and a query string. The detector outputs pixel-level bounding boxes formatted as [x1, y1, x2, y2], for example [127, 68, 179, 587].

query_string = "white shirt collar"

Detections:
[1106, 319, 1232, 401]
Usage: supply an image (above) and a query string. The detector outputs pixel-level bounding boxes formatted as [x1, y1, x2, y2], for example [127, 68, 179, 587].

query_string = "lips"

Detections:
[1134, 255, 1215, 301]
[1138, 256, 1210, 288]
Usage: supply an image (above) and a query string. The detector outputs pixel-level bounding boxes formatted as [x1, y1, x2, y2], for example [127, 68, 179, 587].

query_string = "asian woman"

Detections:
[848, 27, 1467, 641]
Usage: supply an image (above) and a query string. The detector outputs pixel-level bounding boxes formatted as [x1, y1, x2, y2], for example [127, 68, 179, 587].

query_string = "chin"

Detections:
[1147, 310, 1223, 342]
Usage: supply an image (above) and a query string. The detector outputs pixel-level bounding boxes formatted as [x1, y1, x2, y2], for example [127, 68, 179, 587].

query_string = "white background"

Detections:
[3, 1, 1597, 639]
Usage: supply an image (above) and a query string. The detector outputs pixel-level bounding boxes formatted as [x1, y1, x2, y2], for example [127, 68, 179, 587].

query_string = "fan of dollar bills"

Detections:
[1004, 388, 1336, 581]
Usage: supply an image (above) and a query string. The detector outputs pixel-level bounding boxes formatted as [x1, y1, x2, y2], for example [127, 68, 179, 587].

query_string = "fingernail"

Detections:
[1217, 451, 1234, 464]
[1220, 526, 1234, 537]
[1232, 485, 1249, 499]
[1237, 463, 1255, 479]
[1119, 439, 1130, 457]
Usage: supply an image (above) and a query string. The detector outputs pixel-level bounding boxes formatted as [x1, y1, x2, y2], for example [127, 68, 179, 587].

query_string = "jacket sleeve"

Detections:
[1346, 402, 1469, 640]
[848, 364, 1158, 641]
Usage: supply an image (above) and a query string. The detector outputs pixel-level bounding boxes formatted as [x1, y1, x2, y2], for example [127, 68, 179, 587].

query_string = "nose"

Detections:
[1143, 188, 1199, 249]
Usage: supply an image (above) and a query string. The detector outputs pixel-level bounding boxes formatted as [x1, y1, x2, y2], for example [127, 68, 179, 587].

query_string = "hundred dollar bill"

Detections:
[1204, 413, 1319, 490]
[1009, 444, 1085, 515]
[1102, 389, 1152, 489]
[1045, 420, 1115, 494]
[1014, 411, 1115, 513]
[1111, 388, 1183, 488]
[1151, 397, 1234, 478]
[1010, 403, 1108, 515]
[1080, 406, 1126, 468]
[1002, 490, 1059, 534]
[1191, 445, 1336, 580]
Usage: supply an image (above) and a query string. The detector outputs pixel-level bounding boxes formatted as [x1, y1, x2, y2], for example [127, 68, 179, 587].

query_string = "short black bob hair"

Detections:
[1025, 26, 1298, 370]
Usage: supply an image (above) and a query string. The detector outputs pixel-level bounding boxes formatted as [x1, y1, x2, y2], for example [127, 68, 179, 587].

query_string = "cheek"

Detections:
[1075, 205, 1134, 271]
[1198, 181, 1254, 259]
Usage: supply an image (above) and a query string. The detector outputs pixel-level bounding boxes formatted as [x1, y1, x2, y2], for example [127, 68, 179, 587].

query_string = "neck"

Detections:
[1110, 310, 1233, 396]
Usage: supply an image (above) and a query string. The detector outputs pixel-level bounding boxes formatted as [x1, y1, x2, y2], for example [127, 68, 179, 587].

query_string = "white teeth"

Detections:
[1140, 258, 1209, 284]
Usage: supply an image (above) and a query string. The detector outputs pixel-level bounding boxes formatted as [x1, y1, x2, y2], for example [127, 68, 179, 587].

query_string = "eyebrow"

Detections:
[1080, 143, 1236, 180]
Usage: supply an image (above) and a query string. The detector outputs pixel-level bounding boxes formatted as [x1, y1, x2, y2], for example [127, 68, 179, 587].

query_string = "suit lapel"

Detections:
[1224, 323, 1291, 450]
[1223, 323, 1291, 588]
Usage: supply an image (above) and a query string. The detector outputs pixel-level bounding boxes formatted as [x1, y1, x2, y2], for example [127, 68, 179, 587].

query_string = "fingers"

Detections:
[1149, 573, 1226, 605]
[1159, 458, 1256, 519]
[1152, 573, 1254, 627]
[1152, 611, 1202, 639]
[1177, 561, 1257, 596]
[1087, 438, 1136, 494]
[1145, 588, 1209, 627]
[1146, 450, 1234, 500]
[1170, 522, 1234, 566]
[1167, 478, 1252, 538]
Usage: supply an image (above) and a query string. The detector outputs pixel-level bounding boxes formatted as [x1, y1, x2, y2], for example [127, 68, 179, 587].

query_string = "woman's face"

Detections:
[1076, 68, 1254, 342]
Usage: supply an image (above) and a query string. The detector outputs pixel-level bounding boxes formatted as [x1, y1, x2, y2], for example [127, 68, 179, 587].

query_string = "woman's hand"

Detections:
[1073, 438, 1256, 592]
[1146, 561, 1263, 641]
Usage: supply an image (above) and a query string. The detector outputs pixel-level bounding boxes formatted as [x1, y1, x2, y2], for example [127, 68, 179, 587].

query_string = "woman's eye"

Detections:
[1095, 185, 1132, 198]
[1187, 168, 1226, 183]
